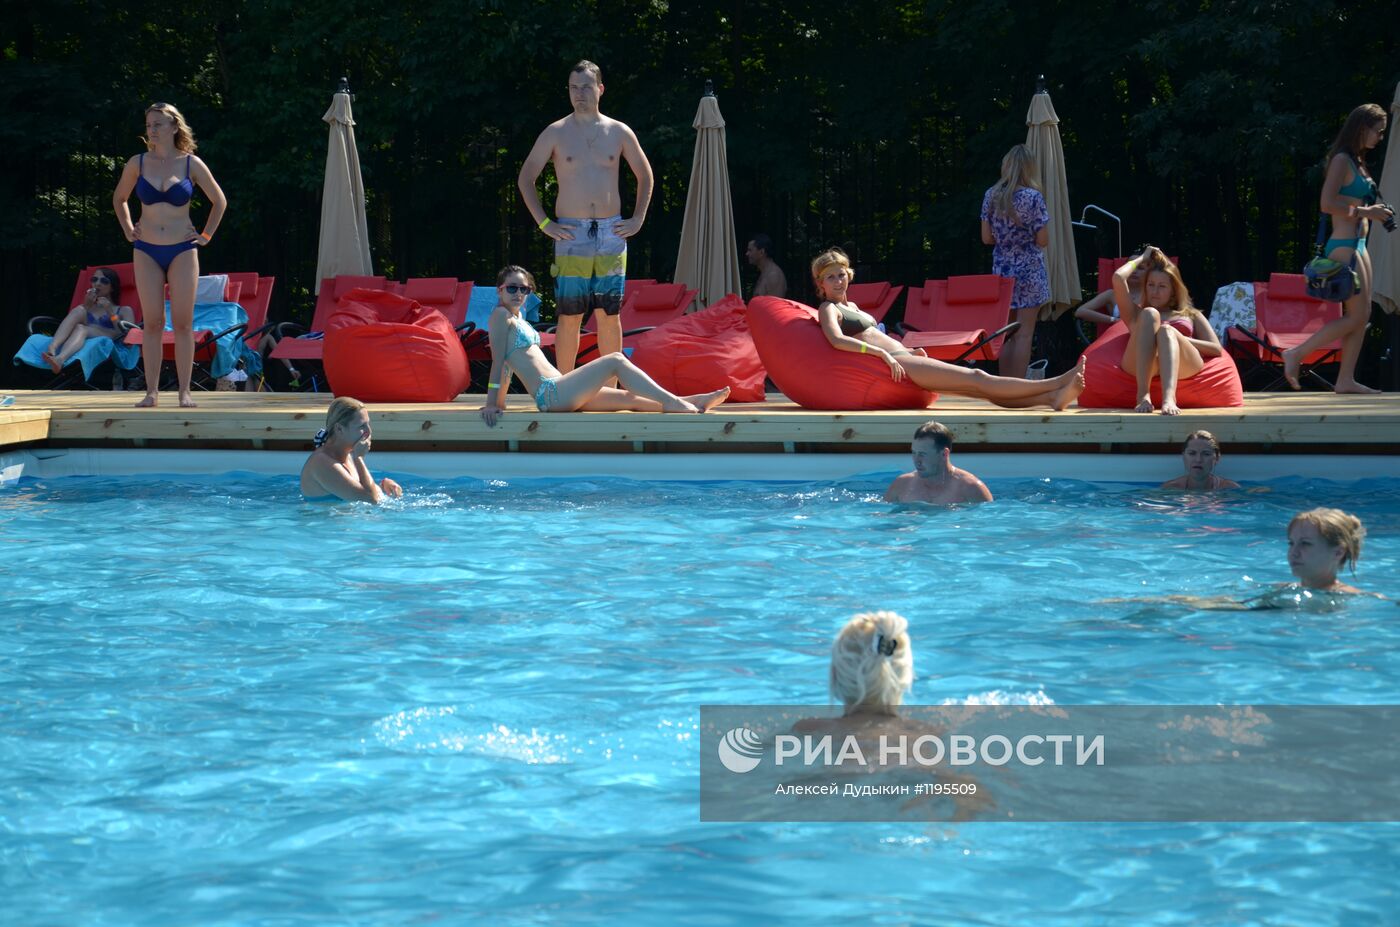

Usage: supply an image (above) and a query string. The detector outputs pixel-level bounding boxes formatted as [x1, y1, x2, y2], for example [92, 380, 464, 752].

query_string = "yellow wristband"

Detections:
[487, 382, 500, 389]
[538, 218, 552, 231]
[860, 343, 867, 354]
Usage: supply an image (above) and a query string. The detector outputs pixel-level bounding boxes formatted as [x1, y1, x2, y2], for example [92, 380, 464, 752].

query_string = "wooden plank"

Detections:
[5, 388, 1399, 451]
[0, 410, 51, 448]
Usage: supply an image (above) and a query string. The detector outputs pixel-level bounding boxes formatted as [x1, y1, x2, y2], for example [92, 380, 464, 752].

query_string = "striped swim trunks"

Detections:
[553, 216, 626, 316]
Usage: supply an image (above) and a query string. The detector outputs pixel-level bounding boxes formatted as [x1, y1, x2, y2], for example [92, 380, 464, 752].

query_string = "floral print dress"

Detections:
[980, 186, 1051, 310]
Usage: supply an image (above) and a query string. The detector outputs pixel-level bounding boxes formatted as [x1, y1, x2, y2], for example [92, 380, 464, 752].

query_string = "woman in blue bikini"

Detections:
[41, 267, 136, 373]
[113, 102, 227, 409]
[1282, 103, 1393, 394]
[479, 265, 729, 427]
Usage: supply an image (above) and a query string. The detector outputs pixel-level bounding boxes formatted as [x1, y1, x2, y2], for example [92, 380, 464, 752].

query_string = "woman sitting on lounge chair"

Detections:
[300, 396, 403, 504]
[1112, 246, 1222, 415]
[478, 265, 729, 427]
[41, 267, 136, 373]
[811, 249, 1085, 410]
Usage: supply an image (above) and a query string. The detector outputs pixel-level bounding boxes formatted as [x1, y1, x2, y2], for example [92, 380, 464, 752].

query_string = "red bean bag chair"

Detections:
[1077, 320, 1243, 409]
[323, 288, 469, 402]
[629, 295, 765, 403]
[745, 296, 936, 410]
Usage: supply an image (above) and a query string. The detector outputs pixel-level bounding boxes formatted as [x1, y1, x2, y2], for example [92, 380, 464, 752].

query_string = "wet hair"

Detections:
[315, 396, 367, 448]
[1326, 103, 1386, 166]
[913, 421, 953, 451]
[145, 102, 197, 154]
[810, 248, 851, 298]
[989, 144, 1042, 222]
[749, 233, 774, 258]
[571, 60, 602, 84]
[1139, 249, 1197, 315]
[829, 611, 914, 713]
[1183, 430, 1220, 457]
[93, 267, 121, 304]
[1289, 508, 1365, 573]
[496, 265, 536, 290]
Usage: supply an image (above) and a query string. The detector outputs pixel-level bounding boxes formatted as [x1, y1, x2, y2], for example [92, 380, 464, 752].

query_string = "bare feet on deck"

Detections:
[1134, 397, 1154, 413]
[135, 393, 158, 408]
[1280, 348, 1302, 390]
[1334, 379, 1380, 395]
[687, 386, 731, 412]
[178, 392, 198, 408]
[42, 352, 62, 374]
[1051, 357, 1086, 411]
[1160, 399, 1181, 415]
[661, 396, 701, 413]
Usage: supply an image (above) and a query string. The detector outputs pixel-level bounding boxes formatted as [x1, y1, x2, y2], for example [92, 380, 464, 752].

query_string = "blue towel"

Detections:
[143, 301, 262, 379]
[13, 331, 140, 381]
[463, 286, 540, 332]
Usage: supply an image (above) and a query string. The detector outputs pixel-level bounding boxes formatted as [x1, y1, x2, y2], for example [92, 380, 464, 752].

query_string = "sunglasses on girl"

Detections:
[503, 284, 532, 295]
[90, 275, 111, 285]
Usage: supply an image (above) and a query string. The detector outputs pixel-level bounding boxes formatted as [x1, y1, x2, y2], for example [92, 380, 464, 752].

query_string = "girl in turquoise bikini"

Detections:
[1282, 103, 1393, 394]
[479, 266, 729, 427]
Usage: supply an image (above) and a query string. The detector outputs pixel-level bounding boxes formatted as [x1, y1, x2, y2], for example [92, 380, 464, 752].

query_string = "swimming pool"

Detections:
[2, 468, 1396, 925]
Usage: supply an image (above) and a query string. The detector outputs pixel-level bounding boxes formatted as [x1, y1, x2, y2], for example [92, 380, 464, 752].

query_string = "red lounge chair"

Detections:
[897, 275, 1018, 365]
[567, 282, 698, 364]
[271, 275, 393, 363]
[19, 263, 146, 389]
[1228, 273, 1342, 391]
[397, 277, 474, 328]
[844, 281, 904, 323]
[120, 271, 276, 388]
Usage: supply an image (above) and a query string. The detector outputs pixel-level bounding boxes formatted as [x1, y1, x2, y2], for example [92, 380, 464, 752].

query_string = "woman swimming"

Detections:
[300, 397, 404, 504]
[1159, 430, 1240, 491]
[811, 249, 1085, 410]
[479, 265, 728, 427]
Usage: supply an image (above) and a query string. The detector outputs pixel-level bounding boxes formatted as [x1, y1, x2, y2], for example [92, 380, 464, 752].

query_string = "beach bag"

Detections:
[1302, 213, 1358, 302]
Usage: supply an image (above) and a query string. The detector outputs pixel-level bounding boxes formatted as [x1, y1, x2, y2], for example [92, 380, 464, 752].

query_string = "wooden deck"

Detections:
[2, 389, 1398, 455]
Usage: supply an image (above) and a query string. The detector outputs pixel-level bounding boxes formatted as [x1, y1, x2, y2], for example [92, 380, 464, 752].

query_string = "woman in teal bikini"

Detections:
[811, 249, 1085, 410]
[113, 102, 227, 409]
[300, 397, 404, 503]
[478, 266, 729, 427]
[1282, 103, 1393, 393]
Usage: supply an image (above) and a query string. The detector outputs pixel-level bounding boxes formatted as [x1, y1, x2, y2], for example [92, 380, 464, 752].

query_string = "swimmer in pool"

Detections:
[1108, 508, 1380, 610]
[792, 611, 989, 819]
[300, 396, 404, 503]
[1159, 430, 1240, 491]
[884, 421, 993, 505]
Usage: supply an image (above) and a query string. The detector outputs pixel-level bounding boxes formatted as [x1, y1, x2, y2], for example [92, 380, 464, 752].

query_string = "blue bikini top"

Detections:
[135, 153, 194, 207]
[504, 315, 540, 359]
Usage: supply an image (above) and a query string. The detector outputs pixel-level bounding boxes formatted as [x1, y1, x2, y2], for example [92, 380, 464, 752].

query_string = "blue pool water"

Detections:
[2, 473, 1398, 926]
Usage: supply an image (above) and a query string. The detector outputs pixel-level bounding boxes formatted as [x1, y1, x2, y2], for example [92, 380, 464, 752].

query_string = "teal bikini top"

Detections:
[1338, 157, 1377, 203]
[505, 315, 540, 359]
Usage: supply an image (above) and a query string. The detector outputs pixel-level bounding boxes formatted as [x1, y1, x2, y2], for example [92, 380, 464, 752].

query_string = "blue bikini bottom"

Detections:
[134, 239, 198, 272]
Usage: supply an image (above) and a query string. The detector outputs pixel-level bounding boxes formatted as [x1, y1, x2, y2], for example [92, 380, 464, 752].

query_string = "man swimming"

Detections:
[884, 421, 993, 505]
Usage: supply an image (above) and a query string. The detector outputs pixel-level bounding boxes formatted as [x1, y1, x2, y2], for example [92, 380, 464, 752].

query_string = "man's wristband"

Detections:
[487, 382, 500, 389]
[538, 218, 552, 231]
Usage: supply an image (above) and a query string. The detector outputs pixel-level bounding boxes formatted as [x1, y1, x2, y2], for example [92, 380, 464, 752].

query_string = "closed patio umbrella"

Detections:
[674, 84, 741, 310]
[315, 79, 373, 294]
[1026, 84, 1081, 316]
[1368, 80, 1400, 316]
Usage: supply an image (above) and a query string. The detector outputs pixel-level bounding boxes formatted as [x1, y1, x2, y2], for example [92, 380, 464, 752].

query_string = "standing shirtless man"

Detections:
[518, 60, 654, 375]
